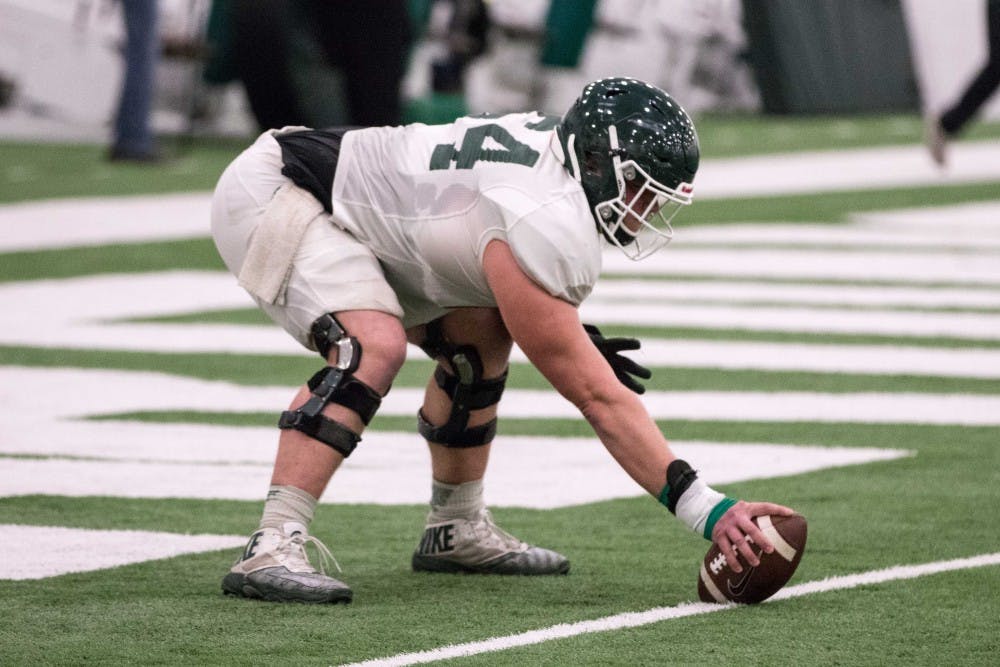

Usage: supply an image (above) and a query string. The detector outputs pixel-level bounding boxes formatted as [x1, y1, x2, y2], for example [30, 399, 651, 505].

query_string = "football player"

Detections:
[211, 77, 795, 603]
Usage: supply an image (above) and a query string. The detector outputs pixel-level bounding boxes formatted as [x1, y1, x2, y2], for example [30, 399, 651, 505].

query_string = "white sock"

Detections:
[674, 479, 726, 537]
[259, 485, 318, 533]
[429, 479, 485, 520]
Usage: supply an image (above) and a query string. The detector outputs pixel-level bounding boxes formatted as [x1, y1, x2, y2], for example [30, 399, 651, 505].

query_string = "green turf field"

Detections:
[1, 115, 999, 666]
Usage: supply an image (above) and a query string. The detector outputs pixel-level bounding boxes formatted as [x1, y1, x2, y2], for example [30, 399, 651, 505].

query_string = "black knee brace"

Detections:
[278, 313, 382, 457]
[416, 319, 508, 447]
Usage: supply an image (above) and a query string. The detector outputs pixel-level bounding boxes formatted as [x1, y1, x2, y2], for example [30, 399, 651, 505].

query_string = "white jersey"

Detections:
[329, 112, 601, 326]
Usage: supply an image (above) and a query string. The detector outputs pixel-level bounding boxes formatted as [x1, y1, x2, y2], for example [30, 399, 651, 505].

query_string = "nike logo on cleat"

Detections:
[241, 531, 264, 561]
[417, 524, 456, 555]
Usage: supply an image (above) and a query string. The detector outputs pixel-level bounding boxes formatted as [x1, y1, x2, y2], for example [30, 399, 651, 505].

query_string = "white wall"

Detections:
[0, 0, 122, 126]
[903, 0, 1000, 120]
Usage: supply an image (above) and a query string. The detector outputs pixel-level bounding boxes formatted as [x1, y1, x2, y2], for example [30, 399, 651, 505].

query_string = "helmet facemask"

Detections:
[556, 77, 700, 260]
[593, 126, 694, 261]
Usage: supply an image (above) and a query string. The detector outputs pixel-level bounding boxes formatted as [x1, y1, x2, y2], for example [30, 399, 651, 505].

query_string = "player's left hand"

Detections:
[711, 500, 796, 573]
[583, 323, 652, 394]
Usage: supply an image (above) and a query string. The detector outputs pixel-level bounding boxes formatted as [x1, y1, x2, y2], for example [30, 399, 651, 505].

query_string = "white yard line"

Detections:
[0, 366, 910, 507]
[852, 201, 1000, 231]
[0, 421, 907, 507]
[7, 301, 997, 351]
[0, 193, 212, 251]
[602, 246, 1000, 284]
[677, 214, 1000, 248]
[0, 439, 906, 508]
[0, 524, 245, 580]
[5, 273, 1000, 363]
[695, 142, 1000, 198]
[630, 339, 1000, 379]
[5, 367, 1000, 427]
[0, 146, 998, 252]
[580, 301, 1000, 340]
[340, 552, 1000, 667]
[591, 279, 1000, 309]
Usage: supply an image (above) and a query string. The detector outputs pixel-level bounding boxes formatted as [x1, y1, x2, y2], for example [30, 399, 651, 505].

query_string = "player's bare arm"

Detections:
[483, 238, 795, 569]
[482, 238, 673, 495]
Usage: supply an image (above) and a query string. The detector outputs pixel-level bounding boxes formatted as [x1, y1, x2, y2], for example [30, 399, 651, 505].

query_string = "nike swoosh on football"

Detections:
[727, 565, 757, 597]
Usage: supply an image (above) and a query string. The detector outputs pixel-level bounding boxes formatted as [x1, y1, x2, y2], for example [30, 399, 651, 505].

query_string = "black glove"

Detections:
[583, 323, 652, 394]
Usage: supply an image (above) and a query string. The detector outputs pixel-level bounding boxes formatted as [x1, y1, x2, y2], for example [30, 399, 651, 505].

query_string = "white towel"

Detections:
[237, 183, 325, 305]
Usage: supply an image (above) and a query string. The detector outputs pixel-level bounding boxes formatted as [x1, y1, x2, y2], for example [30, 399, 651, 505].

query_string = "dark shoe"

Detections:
[107, 145, 164, 164]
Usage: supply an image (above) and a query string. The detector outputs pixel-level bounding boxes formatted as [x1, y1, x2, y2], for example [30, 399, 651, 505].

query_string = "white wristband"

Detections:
[675, 478, 725, 536]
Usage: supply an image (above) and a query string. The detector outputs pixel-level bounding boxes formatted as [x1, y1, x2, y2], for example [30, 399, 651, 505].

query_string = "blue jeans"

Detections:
[113, 0, 159, 154]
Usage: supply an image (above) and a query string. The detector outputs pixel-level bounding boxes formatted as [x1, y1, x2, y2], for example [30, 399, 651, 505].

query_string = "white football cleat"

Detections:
[222, 522, 352, 603]
[412, 509, 569, 575]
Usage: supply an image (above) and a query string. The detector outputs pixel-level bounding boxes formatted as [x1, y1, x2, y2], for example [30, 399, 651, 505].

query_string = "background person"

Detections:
[926, 0, 1000, 165]
[109, 0, 161, 162]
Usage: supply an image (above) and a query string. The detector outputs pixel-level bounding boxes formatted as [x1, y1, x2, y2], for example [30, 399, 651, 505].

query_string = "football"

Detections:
[697, 513, 807, 604]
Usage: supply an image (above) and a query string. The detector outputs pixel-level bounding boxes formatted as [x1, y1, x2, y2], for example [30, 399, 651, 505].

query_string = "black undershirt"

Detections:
[274, 128, 354, 213]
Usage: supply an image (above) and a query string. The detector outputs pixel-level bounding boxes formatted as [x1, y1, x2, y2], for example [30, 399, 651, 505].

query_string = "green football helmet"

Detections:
[555, 77, 699, 260]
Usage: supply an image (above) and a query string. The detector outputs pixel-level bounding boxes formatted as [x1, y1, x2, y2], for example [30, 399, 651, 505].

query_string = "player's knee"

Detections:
[438, 308, 512, 376]
[277, 312, 405, 457]
[415, 313, 509, 447]
[356, 327, 407, 393]
[316, 311, 406, 395]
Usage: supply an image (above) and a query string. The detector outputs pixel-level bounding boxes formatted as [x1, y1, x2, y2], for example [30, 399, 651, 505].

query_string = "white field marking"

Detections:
[852, 200, 1000, 232]
[602, 246, 1000, 285]
[6, 273, 1000, 363]
[0, 143, 998, 250]
[694, 141, 1000, 198]
[0, 368, 909, 507]
[678, 228, 1000, 250]
[489, 388, 1000, 425]
[591, 278, 1000, 310]
[340, 552, 1000, 667]
[579, 301, 1000, 340]
[1, 195, 998, 254]
[0, 154, 995, 252]
[0, 271, 303, 356]
[0, 524, 245, 581]
[6, 364, 1000, 429]
[676, 206, 1000, 249]
[627, 339, 1000, 379]
[0, 430, 908, 507]
[0, 193, 213, 252]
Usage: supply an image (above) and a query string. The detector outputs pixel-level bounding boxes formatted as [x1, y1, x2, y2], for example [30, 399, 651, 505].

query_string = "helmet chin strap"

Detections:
[595, 125, 625, 227]
[607, 125, 623, 184]
[566, 133, 581, 182]
[553, 130, 582, 182]
[603, 125, 635, 240]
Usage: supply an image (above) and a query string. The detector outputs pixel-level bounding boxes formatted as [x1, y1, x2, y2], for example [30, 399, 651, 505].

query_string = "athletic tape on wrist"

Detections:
[657, 460, 737, 539]
[701, 497, 738, 540]
[674, 478, 723, 535]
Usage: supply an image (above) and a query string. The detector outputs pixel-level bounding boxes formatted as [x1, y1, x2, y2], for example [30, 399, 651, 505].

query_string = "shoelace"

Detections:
[477, 510, 526, 551]
[277, 533, 342, 575]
